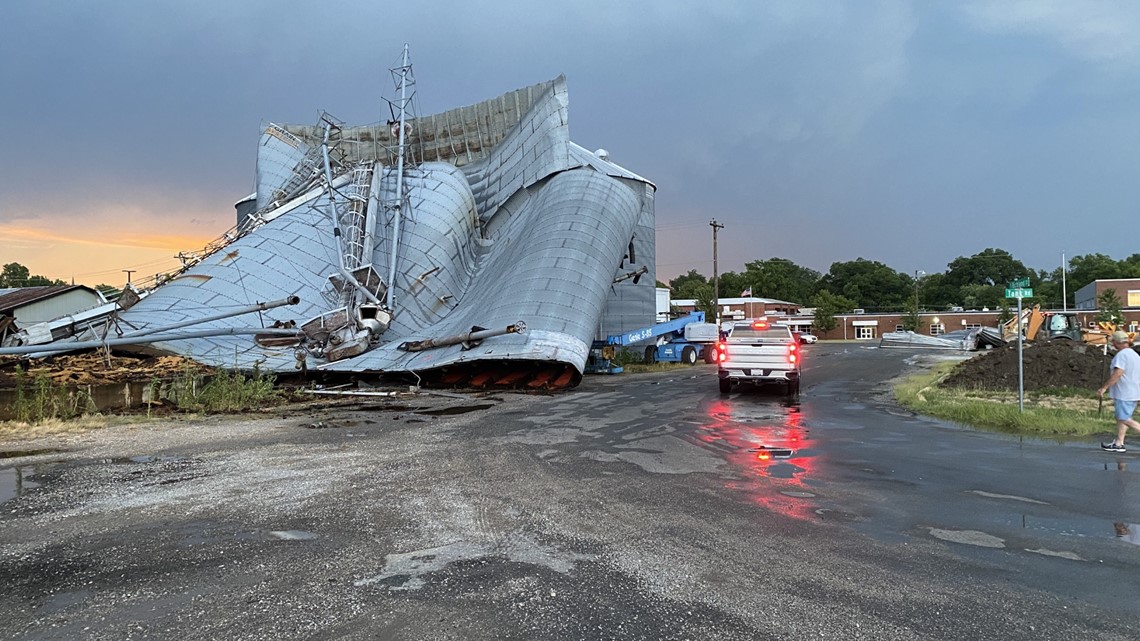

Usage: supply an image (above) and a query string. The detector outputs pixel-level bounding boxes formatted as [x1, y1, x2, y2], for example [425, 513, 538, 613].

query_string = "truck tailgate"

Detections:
[725, 343, 790, 369]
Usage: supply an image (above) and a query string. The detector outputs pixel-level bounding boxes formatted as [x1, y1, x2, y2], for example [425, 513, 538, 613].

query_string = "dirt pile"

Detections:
[0, 352, 211, 388]
[940, 341, 1117, 392]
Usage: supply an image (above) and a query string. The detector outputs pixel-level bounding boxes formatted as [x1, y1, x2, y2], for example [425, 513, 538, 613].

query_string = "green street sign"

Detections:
[1010, 277, 1030, 288]
[1005, 287, 1033, 298]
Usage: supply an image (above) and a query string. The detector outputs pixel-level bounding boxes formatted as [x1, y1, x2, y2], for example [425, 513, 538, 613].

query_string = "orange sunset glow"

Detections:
[1, 208, 225, 287]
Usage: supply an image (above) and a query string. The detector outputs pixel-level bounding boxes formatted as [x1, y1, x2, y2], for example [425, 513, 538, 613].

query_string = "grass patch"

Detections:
[894, 363, 1110, 437]
[622, 362, 702, 374]
[0, 415, 112, 441]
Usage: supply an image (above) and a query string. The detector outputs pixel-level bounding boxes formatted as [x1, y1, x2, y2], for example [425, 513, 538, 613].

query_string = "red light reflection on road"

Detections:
[699, 399, 818, 520]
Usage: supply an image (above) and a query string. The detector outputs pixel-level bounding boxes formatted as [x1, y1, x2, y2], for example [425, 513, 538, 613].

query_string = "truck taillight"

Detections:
[716, 341, 728, 363]
[788, 343, 798, 364]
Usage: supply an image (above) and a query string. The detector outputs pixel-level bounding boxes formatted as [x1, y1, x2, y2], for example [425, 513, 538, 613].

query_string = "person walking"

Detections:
[1099, 331, 1140, 452]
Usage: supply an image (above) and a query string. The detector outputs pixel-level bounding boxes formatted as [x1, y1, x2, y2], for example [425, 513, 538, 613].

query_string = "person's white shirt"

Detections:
[1109, 347, 1140, 401]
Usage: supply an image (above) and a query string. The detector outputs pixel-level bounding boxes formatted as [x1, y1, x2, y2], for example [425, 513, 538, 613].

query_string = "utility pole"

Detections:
[913, 269, 925, 330]
[710, 219, 724, 326]
[1062, 251, 1067, 312]
[122, 269, 136, 285]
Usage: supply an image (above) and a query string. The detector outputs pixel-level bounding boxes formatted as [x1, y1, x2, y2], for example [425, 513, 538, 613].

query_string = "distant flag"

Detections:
[741, 287, 752, 297]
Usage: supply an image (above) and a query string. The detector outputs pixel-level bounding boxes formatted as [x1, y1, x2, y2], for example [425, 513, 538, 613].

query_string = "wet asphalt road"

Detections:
[1, 343, 1139, 640]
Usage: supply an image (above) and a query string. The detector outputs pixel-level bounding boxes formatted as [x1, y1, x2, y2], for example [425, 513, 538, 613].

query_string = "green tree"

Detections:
[997, 299, 1014, 326]
[1119, 253, 1140, 278]
[716, 270, 747, 301]
[917, 272, 954, 309]
[817, 258, 911, 311]
[692, 284, 717, 321]
[669, 269, 708, 299]
[945, 248, 1030, 288]
[1068, 253, 1122, 294]
[0, 262, 65, 287]
[900, 297, 921, 332]
[1097, 289, 1123, 325]
[809, 290, 856, 334]
[740, 258, 821, 305]
[0, 262, 30, 287]
[1032, 267, 1063, 309]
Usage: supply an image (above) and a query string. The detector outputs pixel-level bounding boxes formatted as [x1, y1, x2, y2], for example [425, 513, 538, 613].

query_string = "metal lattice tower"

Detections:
[382, 44, 418, 311]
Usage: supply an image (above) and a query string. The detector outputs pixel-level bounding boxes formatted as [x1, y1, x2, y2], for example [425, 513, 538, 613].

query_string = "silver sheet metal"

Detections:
[879, 330, 977, 351]
[99, 76, 655, 379]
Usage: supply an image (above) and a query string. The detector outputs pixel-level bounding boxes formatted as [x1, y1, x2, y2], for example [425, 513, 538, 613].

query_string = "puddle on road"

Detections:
[694, 398, 820, 520]
[0, 448, 66, 459]
[103, 455, 192, 465]
[268, 530, 319, 541]
[415, 404, 496, 416]
[0, 466, 43, 505]
[747, 446, 794, 459]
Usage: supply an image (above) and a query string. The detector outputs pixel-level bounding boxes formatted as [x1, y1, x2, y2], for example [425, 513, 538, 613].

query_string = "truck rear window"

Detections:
[729, 327, 790, 341]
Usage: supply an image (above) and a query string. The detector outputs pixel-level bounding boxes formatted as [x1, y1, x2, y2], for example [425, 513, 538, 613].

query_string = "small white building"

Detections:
[0, 286, 107, 327]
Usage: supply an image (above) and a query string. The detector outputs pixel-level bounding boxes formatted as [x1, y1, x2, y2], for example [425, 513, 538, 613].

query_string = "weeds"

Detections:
[10, 365, 98, 424]
[172, 365, 280, 413]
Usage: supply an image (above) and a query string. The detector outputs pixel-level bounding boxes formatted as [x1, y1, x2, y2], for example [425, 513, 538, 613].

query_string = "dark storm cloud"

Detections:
[2, 1, 1138, 276]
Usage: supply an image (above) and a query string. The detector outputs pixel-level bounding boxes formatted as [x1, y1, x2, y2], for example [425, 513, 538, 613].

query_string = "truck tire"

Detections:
[644, 346, 657, 364]
[719, 379, 731, 394]
[682, 346, 697, 365]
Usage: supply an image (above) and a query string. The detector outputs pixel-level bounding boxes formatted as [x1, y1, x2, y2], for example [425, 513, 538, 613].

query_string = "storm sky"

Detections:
[2, 1, 1138, 285]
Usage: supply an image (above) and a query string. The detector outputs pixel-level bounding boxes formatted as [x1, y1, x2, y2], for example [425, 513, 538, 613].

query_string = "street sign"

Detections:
[1010, 277, 1030, 288]
[1005, 287, 1033, 298]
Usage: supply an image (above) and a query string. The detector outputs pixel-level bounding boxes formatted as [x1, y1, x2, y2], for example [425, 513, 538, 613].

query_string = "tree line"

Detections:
[662, 249, 1140, 325]
[1, 262, 120, 298]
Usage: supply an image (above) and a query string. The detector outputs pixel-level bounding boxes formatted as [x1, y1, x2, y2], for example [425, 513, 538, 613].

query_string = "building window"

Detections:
[929, 323, 946, 336]
[964, 323, 982, 330]
[1131, 322, 1139, 333]
[895, 324, 904, 332]
[856, 326, 876, 340]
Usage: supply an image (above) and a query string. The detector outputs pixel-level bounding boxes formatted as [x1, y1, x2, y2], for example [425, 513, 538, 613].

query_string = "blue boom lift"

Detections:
[585, 312, 715, 374]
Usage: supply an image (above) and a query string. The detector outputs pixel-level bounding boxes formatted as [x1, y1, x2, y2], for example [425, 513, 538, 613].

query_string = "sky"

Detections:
[1, 1, 1138, 286]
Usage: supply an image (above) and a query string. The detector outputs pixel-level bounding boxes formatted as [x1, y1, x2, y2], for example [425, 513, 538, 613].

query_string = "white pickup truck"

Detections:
[715, 320, 801, 395]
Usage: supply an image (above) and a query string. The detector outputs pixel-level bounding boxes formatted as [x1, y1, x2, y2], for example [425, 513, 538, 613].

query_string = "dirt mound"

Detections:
[940, 341, 1115, 392]
[0, 352, 211, 388]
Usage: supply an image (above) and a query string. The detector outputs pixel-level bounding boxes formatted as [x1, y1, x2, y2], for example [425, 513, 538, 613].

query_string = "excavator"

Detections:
[1001, 304, 1135, 345]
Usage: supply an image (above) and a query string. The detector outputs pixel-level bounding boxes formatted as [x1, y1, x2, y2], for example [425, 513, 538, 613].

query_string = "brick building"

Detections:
[1075, 278, 1140, 310]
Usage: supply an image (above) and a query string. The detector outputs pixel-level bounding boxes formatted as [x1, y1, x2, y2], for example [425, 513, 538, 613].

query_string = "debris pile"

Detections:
[0, 353, 210, 388]
[940, 341, 1114, 392]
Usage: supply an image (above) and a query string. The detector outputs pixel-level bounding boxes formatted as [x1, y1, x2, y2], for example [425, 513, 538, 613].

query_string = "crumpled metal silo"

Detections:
[100, 72, 656, 388]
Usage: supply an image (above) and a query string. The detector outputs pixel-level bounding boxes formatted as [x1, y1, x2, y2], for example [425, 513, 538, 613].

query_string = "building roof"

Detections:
[672, 297, 798, 307]
[0, 286, 95, 314]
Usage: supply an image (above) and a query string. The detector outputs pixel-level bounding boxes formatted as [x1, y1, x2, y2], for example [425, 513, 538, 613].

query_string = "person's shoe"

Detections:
[1101, 441, 1127, 453]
